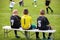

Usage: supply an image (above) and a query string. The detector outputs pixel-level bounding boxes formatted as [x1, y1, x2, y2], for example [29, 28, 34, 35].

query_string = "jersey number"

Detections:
[38, 20, 41, 27]
[24, 19, 26, 24]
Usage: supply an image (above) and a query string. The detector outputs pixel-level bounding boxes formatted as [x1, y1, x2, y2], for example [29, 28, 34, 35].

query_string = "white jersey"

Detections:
[20, 0, 23, 2]
[34, 0, 37, 1]
[10, 1, 15, 7]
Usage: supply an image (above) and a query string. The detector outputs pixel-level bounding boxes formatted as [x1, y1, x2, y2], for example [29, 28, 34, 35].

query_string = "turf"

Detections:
[0, 0, 60, 40]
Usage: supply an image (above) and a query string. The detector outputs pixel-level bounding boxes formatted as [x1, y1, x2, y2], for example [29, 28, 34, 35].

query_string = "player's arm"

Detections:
[10, 17, 14, 26]
[45, 17, 50, 26]
[21, 17, 24, 28]
[37, 18, 39, 29]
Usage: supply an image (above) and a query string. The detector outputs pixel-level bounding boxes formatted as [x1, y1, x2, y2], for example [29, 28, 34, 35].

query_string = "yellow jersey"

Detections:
[21, 15, 32, 29]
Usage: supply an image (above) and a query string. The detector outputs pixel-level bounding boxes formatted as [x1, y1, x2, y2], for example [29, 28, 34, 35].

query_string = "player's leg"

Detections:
[10, 7, 13, 12]
[19, 2, 22, 6]
[43, 32, 46, 38]
[25, 31, 29, 39]
[20, 2, 22, 6]
[47, 1, 53, 13]
[48, 33, 52, 39]
[47, 26, 52, 40]
[11, 7, 13, 12]
[14, 30, 20, 38]
[36, 32, 40, 40]
[35, 1, 37, 5]
[42, 27, 46, 38]
[34, 1, 37, 7]
[45, 1, 49, 14]
[36, 26, 40, 39]
[22, 1, 24, 6]
[46, 6, 49, 13]
[48, 6, 53, 13]
[19, 2, 21, 6]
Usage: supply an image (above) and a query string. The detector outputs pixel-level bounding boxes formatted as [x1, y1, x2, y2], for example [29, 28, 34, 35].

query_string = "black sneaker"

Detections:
[15, 35, 20, 38]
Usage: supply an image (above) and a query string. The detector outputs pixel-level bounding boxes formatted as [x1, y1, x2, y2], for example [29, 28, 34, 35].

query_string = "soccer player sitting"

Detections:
[36, 9, 52, 40]
[21, 8, 33, 39]
[10, 9, 21, 38]
[21, 8, 32, 30]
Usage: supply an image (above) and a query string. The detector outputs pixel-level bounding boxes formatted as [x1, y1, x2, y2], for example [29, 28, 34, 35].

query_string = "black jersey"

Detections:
[46, 0, 50, 1]
[37, 16, 50, 30]
[10, 0, 12, 1]
[45, 0, 50, 6]
[10, 15, 21, 28]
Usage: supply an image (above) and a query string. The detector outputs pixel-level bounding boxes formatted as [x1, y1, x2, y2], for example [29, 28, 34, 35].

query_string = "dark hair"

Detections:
[10, 0, 12, 1]
[23, 9, 28, 15]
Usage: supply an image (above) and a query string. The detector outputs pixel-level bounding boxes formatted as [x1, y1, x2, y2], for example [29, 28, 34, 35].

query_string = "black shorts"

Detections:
[39, 26, 52, 30]
[19, 1, 23, 5]
[10, 0, 12, 1]
[45, 1, 50, 6]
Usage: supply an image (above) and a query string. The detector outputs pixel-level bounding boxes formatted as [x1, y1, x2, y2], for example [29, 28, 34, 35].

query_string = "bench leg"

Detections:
[31, 32, 35, 37]
[52, 33, 55, 40]
[4, 29, 9, 38]
[4, 29, 5, 38]
[25, 31, 30, 40]
[28, 31, 30, 39]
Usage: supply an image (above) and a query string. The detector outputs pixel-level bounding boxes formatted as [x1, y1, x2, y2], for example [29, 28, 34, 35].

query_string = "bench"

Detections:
[3, 26, 56, 40]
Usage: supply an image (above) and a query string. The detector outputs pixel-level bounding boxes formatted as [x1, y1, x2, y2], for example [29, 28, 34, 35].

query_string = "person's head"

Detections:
[12, 9, 18, 16]
[23, 8, 28, 15]
[40, 9, 45, 15]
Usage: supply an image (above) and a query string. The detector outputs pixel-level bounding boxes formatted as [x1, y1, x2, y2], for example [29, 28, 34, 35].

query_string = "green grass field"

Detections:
[0, 0, 60, 40]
